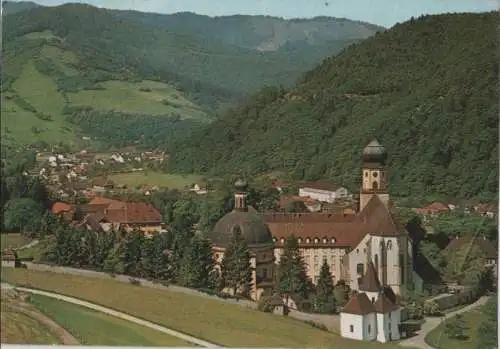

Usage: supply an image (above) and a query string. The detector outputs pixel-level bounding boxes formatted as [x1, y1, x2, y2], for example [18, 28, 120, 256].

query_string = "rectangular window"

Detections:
[357, 263, 364, 275]
[350, 325, 354, 333]
[368, 324, 371, 333]
[263, 268, 268, 279]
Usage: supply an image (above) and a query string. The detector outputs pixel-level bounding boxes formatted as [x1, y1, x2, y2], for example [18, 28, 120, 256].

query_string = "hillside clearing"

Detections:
[109, 171, 202, 189]
[30, 294, 190, 346]
[2, 268, 402, 348]
[67, 80, 207, 119]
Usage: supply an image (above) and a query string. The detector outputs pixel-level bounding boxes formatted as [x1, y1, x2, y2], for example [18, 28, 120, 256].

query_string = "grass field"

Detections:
[67, 80, 207, 119]
[1, 307, 60, 344]
[29, 294, 190, 346]
[1, 233, 32, 249]
[1, 292, 60, 345]
[2, 268, 403, 348]
[425, 305, 485, 349]
[109, 171, 202, 189]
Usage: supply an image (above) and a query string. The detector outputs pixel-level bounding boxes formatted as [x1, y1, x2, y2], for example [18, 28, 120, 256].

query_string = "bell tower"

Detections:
[359, 139, 390, 212]
[234, 179, 249, 212]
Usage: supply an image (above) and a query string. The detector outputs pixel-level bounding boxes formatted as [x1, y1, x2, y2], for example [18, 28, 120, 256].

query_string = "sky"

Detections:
[13, 0, 499, 27]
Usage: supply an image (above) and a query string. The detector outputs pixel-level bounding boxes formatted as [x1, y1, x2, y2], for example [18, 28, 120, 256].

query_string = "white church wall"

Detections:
[347, 234, 371, 290]
[340, 313, 364, 340]
[376, 313, 390, 343]
[390, 309, 401, 341]
[363, 313, 377, 341]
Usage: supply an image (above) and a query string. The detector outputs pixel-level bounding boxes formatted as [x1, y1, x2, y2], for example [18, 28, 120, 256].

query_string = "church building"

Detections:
[208, 140, 419, 302]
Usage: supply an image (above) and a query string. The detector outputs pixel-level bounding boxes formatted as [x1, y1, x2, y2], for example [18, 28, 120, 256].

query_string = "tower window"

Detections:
[372, 181, 379, 190]
[364, 171, 368, 177]
[373, 172, 378, 178]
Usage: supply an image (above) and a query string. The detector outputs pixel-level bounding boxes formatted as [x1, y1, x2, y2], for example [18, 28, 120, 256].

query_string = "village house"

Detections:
[474, 203, 497, 218]
[298, 182, 349, 203]
[413, 202, 450, 222]
[51, 197, 165, 236]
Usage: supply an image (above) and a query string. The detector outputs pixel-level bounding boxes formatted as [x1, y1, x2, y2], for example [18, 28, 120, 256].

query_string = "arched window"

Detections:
[387, 240, 393, 250]
[331, 238, 336, 243]
[364, 171, 369, 177]
[323, 238, 327, 243]
[306, 238, 310, 243]
[280, 238, 285, 244]
[314, 238, 319, 244]
[372, 181, 379, 190]
[298, 238, 302, 243]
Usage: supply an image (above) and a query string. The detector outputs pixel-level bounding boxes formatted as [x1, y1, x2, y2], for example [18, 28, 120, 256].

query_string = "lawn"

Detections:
[109, 171, 202, 190]
[2, 268, 402, 348]
[29, 294, 190, 346]
[1, 304, 59, 344]
[425, 306, 485, 349]
[67, 80, 207, 119]
[1, 233, 32, 249]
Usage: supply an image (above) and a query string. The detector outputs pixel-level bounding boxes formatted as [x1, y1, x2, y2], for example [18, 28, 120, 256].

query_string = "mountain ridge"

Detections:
[167, 12, 499, 201]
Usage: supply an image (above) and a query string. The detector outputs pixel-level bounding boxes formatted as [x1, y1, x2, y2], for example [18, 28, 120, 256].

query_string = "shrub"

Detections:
[304, 320, 328, 331]
[257, 296, 273, 313]
[139, 87, 152, 92]
[129, 277, 141, 286]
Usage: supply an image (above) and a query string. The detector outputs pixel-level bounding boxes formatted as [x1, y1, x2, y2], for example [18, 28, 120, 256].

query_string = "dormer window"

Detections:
[314, 238, 319, 244]
[280, 238, 285, 244]
[331, 238, 336, 243]
[306, 238, 310, 243]
[298, 238, 302, 243]
[323, 238, 327, 243]
[273, 237, 277, 242]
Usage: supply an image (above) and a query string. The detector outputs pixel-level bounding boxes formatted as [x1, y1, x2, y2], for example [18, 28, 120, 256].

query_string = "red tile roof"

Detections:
[265, 195, 404, 248]
[89, 197, 126, 210]
[475, 203, 497, 214]
[342, 292, 375, 315]
[105, 202, 162, 224]
[299, 181, 341, 192]
[52, 202, 72, 214]
[415, 202, 450, 214]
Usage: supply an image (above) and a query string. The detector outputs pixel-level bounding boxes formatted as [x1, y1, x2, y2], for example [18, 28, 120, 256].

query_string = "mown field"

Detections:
[2, 268, 403, 348]
[30, 294, 190, 346]
[1, 306, 60, 344]
[109, 171, 202, 189]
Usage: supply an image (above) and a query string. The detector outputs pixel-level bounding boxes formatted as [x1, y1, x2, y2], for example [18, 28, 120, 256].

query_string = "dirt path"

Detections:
[3, 303, 80, 345]
[14, 286, 220, 348]
[398, 295, 490, 349]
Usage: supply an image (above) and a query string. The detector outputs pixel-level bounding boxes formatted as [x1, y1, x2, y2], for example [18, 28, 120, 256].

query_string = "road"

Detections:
[398, 295, 490, 349]
[8, 284, 220, 348]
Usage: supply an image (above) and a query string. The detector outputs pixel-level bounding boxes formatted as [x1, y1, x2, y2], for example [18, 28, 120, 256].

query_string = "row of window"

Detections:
[273, 237, 337, 244]
[349, 322, 392, 334]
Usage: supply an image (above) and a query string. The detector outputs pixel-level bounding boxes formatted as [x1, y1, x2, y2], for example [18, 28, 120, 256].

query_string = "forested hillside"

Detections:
[1, 2, 381, 149]
[168, 12, 499, 201]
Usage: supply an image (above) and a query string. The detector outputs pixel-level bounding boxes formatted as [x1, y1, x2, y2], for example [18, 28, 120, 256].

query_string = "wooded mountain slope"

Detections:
[168, 12, 499, 201]
[1, 2, 382, 149]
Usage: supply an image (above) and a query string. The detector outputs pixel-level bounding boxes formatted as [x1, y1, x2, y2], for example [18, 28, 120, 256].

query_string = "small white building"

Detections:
[298, 182, 349, 203]
[340, 261, 401, 343]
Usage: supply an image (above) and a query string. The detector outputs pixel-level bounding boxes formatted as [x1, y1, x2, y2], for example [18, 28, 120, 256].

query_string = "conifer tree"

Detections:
[221, 227, 253, 298]
[276, 235, 309, 304]
[178, 236, 214, 288]
[313, 259, 337, 314]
